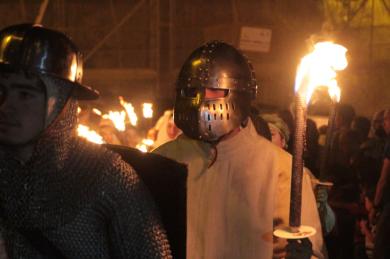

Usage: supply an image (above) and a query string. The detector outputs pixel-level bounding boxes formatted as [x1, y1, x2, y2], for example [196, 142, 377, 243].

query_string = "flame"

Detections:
[92, 108, 102, 116]
[142, 103, 153, 118]
[327, 81, 341, 103]
[77, 106, 82, 114]
[294, 41, 347, 105]
[77, 124, 104, 144]
[102, 111, 126, 132]
[136, 138, 155, 153]
[119, 96, 138, 126]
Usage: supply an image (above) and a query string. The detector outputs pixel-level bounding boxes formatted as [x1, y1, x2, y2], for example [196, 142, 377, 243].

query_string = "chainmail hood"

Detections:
[0, 87, 87, 229]
[0, 75, 127, 228]
[0, 78, 171, 258]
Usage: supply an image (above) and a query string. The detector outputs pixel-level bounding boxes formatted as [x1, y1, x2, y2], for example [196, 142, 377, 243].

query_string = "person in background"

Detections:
[0, 24, 171, 258]
[329, 103, 356, 168]
[249, 107, 272, 141]
[306, 119, 320, 178]
[148, 110, 182, 149]
[278, 108, 295, 154]
[355, 186, 376, 259]
[373, 108, 390, 259]
[121, 122, 142, 147]
[262, 113, 290, 150]
[369, 110, 386, 139]
[352, 116, 371, 143]
[360, 110, 387, 161]
[154, 41, 325, 259]
[98, 117, 122, 145]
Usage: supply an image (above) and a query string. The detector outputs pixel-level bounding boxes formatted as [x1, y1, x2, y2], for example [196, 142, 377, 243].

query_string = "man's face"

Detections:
[270, 125, 286, 149]
[384, 111, 390, 135]
[0, 72, 46, 145]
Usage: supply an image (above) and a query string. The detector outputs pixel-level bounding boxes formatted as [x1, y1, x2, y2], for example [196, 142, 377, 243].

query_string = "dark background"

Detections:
[1, 0, 389, 118]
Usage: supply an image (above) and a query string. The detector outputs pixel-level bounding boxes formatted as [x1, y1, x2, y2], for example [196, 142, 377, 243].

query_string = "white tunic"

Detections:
[154, 120, 325, 259]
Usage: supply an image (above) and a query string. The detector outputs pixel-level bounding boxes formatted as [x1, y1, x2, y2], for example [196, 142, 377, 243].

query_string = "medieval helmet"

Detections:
[174, 41, 258, 142]
[0, 23, 98, 100]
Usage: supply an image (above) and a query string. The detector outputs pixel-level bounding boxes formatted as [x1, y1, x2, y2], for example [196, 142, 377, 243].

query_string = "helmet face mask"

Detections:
[174, 41, 257, 142]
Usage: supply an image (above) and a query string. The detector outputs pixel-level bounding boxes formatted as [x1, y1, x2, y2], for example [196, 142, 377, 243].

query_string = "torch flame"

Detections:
[142, 103, 153, 118]
[102, 111, 126, 132]
[294, 41, 347, 105]
[327, 81, 341, 103]
[77, 124, 104, 144]
[119, 96, 138, 126]
[136, 138, 155, 153]
[92, 108, 102, 116]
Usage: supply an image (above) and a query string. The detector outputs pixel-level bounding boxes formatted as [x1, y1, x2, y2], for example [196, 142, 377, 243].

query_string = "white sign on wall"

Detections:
[239, 26, 272, 53]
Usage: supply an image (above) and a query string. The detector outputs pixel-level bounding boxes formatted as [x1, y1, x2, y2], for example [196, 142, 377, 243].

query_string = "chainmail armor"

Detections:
[0, 93, 171, 258]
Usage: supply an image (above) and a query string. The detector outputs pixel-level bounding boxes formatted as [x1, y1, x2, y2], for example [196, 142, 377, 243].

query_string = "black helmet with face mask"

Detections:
[174, 41, 258, 142]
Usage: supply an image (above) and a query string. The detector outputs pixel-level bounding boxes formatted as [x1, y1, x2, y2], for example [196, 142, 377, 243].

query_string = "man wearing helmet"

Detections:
[154, 41, 325, 258]
[0, 24, 171, 258]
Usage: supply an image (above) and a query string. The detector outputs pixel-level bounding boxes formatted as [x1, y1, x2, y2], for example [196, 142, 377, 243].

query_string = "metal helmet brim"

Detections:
[0, 23, 99, 100]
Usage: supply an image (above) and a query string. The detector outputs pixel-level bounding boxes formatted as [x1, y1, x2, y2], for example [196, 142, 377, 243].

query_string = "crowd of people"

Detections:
[252, 105, 390, 259]
[0, 23, 389, 259]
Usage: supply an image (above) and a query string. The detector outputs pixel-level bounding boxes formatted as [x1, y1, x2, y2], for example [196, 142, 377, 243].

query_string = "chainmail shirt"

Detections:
[0, 96, 171, 258]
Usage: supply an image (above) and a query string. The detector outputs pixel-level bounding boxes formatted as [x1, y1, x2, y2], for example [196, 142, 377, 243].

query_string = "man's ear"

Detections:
[282, 137, 287, 149]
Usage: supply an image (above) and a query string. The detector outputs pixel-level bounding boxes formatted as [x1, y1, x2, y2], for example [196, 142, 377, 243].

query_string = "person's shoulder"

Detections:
[75, 138, 124, 163]
[75, 138, 139, 187]
[249, 130, 291, 160]
[153, 134, 195, 156]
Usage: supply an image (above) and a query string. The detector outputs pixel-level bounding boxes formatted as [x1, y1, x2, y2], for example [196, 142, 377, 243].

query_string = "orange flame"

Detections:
[92, 108, 102, 116]
[102, 111, 126, 132]
[142, 103, 153, 118]
[136, 138, 155, 153]
[295, 41, 347, 105]
[119, 96, 138, 126]
[77, 124, 104, 144]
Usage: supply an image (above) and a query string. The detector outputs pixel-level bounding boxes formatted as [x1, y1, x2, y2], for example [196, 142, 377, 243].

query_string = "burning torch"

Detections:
[274, 41, 348, 239]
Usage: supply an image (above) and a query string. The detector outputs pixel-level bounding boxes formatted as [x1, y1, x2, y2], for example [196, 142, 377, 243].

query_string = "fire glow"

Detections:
[142, 103, 153, 118]
[92, 108, 102, 116]
[136, 138, 155, 153]
[102, 111, 126, 132]
[294, 41, 348, 105]
[119, 96, 138, 126]
[77, 124, 104, 144]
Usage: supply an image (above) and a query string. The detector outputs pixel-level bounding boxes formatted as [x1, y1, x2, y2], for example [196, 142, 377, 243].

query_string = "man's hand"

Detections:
[273, 236, 312, 259]
[286, 238, 312, 259]
[273, 235, 288, 259]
